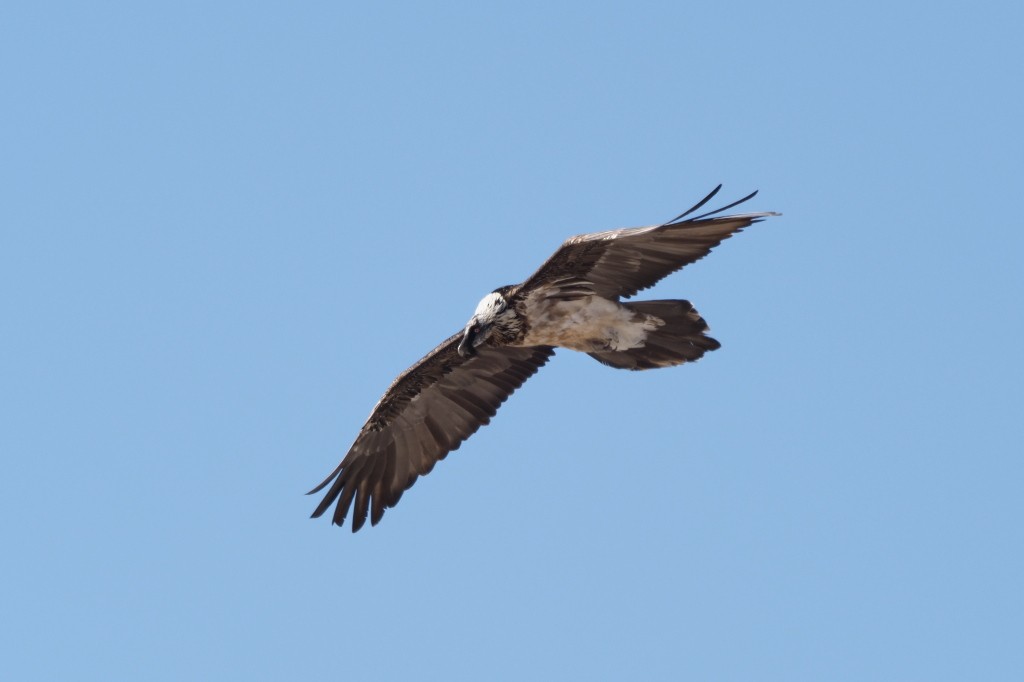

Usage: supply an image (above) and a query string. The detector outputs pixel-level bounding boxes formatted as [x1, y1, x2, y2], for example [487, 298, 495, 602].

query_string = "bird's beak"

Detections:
[458, 322, 483, 358]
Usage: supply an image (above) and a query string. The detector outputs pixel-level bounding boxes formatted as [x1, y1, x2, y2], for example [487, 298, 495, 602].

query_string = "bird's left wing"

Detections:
[309, 333, 555, 532]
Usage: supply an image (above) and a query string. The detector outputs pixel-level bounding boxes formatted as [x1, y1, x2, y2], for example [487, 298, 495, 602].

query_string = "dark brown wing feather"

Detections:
[521, 188, 779, 300]
[309, 333, 555, 532]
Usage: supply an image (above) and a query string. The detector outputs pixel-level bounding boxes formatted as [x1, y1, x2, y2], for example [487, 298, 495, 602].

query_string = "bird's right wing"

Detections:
[309, 333, 555, 532]
[521, 186, 779, 300]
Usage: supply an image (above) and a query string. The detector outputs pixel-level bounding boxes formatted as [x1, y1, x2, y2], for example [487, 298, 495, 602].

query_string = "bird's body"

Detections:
[311, 186, 779, 531]
[521, 293, 660, 352]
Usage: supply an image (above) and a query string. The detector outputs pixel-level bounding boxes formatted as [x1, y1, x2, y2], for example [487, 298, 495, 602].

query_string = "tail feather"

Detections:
[587, 300, 720, 370]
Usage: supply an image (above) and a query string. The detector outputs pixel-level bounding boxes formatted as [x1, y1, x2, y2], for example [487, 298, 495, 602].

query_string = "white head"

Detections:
[458, 291, 509, 357]
[473, 292, 507, 319]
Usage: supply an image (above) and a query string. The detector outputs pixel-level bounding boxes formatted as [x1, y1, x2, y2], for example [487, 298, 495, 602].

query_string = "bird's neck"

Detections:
[491, 308, 525, 345]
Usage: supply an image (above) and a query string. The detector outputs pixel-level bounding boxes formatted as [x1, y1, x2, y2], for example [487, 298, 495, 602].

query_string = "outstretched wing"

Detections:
[309, 333, 555, 532]
[521, 186, 779, 300]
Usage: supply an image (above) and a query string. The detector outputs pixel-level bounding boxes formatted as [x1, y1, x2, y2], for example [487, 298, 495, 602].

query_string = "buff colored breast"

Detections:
[519, 293, 663, 352]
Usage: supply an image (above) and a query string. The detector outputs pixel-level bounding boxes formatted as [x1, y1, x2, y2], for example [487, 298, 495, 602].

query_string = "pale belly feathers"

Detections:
[519, 294, 663, 352]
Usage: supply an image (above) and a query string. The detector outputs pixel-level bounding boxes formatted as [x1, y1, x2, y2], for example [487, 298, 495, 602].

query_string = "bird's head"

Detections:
[458, 291, 510, 357]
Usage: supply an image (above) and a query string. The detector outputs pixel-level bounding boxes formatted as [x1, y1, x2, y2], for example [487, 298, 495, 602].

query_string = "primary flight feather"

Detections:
[310, 186, 779, 531]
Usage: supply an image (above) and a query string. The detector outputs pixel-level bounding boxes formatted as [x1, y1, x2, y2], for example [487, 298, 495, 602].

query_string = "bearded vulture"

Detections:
[310, 186, 779, 531]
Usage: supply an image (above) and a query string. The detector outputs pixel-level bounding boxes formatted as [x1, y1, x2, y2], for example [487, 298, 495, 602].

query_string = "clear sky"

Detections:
[3, 2, 1022, 680]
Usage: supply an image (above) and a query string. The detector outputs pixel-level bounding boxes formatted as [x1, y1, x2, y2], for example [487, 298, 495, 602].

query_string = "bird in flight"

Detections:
[310, 186, 779, 532]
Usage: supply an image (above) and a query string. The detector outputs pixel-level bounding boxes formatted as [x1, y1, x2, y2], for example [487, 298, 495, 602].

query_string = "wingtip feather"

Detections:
[660, 184, 723, 226]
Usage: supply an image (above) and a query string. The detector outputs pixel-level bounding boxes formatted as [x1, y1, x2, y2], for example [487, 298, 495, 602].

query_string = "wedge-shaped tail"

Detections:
[586, 300, 720, 370]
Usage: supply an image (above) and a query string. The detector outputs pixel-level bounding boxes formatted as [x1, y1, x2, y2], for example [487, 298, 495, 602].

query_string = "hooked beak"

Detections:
[457, 322, 484, 358]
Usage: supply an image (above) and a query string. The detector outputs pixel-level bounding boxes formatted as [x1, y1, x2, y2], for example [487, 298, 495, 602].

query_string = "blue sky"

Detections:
[3, 2, 1022, 679]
